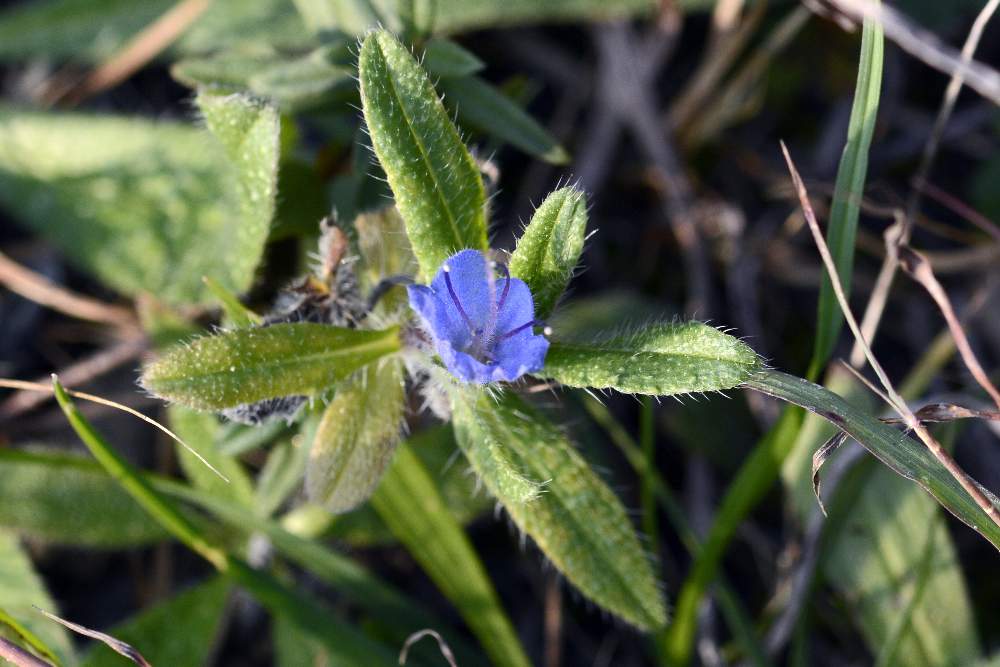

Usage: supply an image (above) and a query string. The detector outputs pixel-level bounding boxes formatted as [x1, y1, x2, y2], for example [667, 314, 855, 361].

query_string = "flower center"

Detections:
[442, 261, 547, 363]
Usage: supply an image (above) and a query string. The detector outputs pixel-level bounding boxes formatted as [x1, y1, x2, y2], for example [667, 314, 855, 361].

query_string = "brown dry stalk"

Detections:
[897, 245, 1000, 411]
[0, 639, 53, 667]
[0, 250, 134, 327]
[0, 336, 145, 419]
[849, 0, 1000, 365]
[780, 141, 1000, 529]
[45, 0, 211, 106]
[0, 377, 227, 483]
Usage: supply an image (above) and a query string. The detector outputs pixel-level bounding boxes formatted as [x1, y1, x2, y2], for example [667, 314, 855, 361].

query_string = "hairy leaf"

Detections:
[306, 360, 405, 513]
[359, 29, 487, 279]
[0, 101, 278, 304]
[168, 407, 255, 506]
[509, 186, 587, 317]
[541, 321, 760, 395]
[451, 388, 667, 630]
[141, 323, 400, 410]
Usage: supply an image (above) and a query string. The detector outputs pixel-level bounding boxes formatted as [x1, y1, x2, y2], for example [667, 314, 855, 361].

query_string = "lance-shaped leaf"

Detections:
[0, 531, 74, 666]
[451, 388, 667, 630]
[0, 448, 167, 547]
[540, 321, 759, 395]
[423, 39, 484, 78]
[141, 323, 400, 410]
[81, 577, 230, 667]
[0, 98, 279, 304]
[306, 360, 405, 514]
[359, 29, 487, 279]
[438, 75, 569, 165]
[509, 186, 587, 318]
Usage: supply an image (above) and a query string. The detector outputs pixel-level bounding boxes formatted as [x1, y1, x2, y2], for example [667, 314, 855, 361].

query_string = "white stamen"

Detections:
[543, 326, 553, 336]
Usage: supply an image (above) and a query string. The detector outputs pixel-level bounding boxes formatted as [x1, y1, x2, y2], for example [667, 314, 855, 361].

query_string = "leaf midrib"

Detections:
[370, 37, 472, 256]
[153, 332, 398, 386]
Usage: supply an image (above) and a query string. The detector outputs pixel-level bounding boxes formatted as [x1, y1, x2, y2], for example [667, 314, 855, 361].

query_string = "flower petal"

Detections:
[430, 249, 493, 331]
[407, 284, 471, 352]
[495, 332, 549, 381]
[495, 277, 535, 334]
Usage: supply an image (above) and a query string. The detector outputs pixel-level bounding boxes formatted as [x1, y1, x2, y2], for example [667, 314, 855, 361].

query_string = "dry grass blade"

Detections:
[780, 141, 1000, 529]
[399, 629, 459, 667]
[43, 0, 211, 106]
[917, 181, 1000, 244]
[0, 638, 53, 667]
[0, 250, 134, 327]
[35, 608, 151, 667]
[897, 245, 1000, 411]
[817, 0, 1000, 105]
[849, 0, 999, 366]
[812, 431, 849, 517]
[0, 377, 229, 483]
[0, 337, 145, 419]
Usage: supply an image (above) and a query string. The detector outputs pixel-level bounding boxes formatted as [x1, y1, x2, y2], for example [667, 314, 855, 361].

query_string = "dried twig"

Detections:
[814, 0, 1000, 105]
[0, 638, 53, 667]
[399, 630, 458, 667]
[544, 574, 563, 667]
[36, 608, 151, 667]
[781, 141, 1000, 529]
[42, 0, 211, 106]
[0, 377, 228, 483]
[592, 22, 712, 317]
[0, 336, 145, 419]
[850, 0, 1000, 365]
[917, 180, 1000, 245]
[897, 245, 1000, 411]
[0, 250, 134, 327]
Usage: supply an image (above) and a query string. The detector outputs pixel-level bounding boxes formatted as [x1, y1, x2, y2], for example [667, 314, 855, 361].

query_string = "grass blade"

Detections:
[745, 369, 1000, 548]
[371, 442, 532, 667]
[51, 377, 401, 665]
[808, 11, 883, 378]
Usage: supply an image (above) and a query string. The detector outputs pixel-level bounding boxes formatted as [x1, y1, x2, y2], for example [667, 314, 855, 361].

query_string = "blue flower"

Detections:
[407, 249, 550, 384]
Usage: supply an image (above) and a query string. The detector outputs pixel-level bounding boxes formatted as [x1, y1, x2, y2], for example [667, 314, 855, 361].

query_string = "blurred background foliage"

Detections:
[0, 0, 999, 665]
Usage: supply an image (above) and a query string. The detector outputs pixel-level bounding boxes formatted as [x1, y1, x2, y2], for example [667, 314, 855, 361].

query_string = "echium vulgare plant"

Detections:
[141, 29, 763, 635]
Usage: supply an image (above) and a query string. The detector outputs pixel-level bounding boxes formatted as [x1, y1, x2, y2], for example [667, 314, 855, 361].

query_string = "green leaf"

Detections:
[0, 0, 306, 62]
[438, 75, 569, 164]
[541, 321, 760, 396]
[0, 531, 74, 666]
[359, 29, 487, 279]
[371, 442, 532, 667]
[450, 395, 543, 504]
[140, 323, 401, 410]
[306, 360, 405, 513]
[168, 407, 255, 506]
[174, 45, 356, 111]
[201, 276, 261, 329]
[509, 186, 587, 317]
[423, 39, 484, 78]
[291, 0, 386, 35]
[0, 448, 167, 547]
[324, 425, 493, 546]
[81, 577, 230, 667]
[825, 461, 979, 667]
[745, 369, 1000, 549]
[52, 378, 400, 665]
[195, 90, 280, 278]
[809, 14, 883, 377]
[451, 388, 667, 630]
[0, 103, 278, 304]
